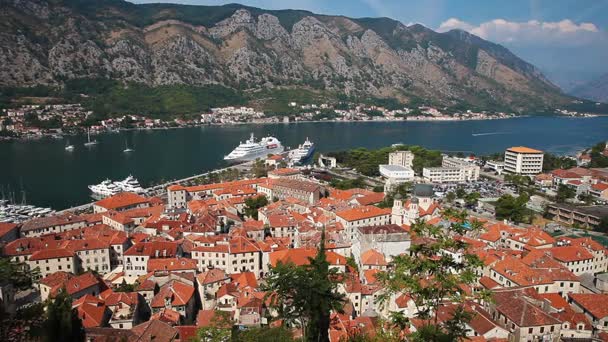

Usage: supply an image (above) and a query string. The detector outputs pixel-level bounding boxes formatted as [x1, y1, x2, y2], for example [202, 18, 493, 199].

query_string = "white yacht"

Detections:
[84, 128, 98, 147]
[65, 140, 75, 151]
[224, 133, 284, 163]
[115, 175, 146, 194]
[289, 137, 315, 165]
[88, 179, 120, 197]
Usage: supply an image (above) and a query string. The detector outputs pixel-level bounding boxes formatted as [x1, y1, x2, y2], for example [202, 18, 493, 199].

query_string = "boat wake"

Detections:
[471, 132, 510, 137]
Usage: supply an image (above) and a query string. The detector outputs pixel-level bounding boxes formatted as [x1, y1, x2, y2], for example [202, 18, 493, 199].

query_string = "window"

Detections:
[528, 328, 533, 334]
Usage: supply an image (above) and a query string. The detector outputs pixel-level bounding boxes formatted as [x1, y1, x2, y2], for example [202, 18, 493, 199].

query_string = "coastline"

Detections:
[1, 113, 602, 143]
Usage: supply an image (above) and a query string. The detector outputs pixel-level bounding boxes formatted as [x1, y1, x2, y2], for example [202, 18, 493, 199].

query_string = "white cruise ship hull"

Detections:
[224, 145, 284, 163]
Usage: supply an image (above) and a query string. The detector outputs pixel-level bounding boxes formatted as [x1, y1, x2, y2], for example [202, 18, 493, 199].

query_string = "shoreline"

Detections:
[3, 114, 601, 142]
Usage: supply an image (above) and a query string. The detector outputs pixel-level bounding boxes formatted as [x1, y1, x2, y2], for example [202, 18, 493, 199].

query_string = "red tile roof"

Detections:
[547, 245, 594, 262]
[337, 206, 391, 221]
[569, 293, 608, 319]
[0, 222, 17, 237]
[150, 281, 195, 308]
[147, 258, 197, 273]
[73, 295, 108, 328]
[29, 248, 75, 260]
[493, 288, 560, 327]
[269, 248, 346, 267]
[196, 269, 228, 285]
[94, 192, 149, 210]
[360, 249, 387, 266]
[124, 241, 179, 257]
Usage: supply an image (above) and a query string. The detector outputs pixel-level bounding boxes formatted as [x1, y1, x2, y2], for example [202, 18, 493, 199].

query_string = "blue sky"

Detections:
[131, 0, 608, 89]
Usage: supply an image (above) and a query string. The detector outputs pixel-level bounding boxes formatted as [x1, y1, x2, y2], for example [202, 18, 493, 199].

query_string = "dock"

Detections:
[58, 159, 259, 214]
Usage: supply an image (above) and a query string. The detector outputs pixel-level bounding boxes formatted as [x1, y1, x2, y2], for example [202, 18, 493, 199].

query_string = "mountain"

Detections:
[571, 73, 608, 103]
[0, 0, 570, 111]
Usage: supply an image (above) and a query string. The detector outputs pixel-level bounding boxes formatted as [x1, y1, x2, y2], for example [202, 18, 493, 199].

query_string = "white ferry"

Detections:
[224, 133, 284, 163]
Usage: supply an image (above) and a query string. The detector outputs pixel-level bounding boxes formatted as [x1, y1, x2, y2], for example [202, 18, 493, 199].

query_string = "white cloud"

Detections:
[437, 18, 604, 47]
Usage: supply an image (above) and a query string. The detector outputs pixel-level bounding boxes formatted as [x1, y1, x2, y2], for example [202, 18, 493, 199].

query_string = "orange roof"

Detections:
[30, 248, 74, 261]
[360, 249, 387, 266]
[150, 281, 195, 308]
[336, 206, 391, 222]
[230, 272, 258, 289]
[151, 308, 181, 324]
[547, 245, 594, 262]
[269, 248, 346, 267]
[95, 192, 149, 210]
[355, 192, 385, 205]
[592, 183, 608, 191]
[183, 178, 267, 193]
[268, 168, 300, 176]
[196, 269, 228, 285]
[147, 258, 197, 273]
[569, 293, 608, 319]
[507, 146, 543, 154]
[73, 295, 107, 328]
[0, 222, 17, 237]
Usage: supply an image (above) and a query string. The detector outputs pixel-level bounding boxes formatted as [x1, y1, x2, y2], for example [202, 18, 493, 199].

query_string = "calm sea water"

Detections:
[2, 116, 608, 209]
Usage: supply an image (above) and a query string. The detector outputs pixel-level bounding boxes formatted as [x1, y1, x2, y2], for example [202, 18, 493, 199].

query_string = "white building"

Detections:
[422, 156, 479, 183]
[379, 164, 415, 182]
[422, 166, 477, 183]
[504, 146, 544, 175]
[485, 160, 505, 175]
[389, 151, 414, 168]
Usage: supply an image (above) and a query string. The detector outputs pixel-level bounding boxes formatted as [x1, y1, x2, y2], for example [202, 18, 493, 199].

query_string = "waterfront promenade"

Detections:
[57, 160, 256, 214]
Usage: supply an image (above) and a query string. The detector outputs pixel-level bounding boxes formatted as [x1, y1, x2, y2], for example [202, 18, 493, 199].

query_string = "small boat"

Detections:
[65, 140, 74, 151]
[123, 140, 134, 153]
[84, 128, 98, 147]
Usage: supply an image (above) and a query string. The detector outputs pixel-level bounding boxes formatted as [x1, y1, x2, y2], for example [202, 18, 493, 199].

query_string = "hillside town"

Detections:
[0, 102, 523, 140]
[1, 142, 608, 342]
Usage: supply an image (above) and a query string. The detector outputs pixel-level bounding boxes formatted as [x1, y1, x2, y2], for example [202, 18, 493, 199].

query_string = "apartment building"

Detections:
[27, 249, 77, 277]
[504, 146, 544, 175]
[20, 214, 87, 237]
[546, 203, 608, 230]
[336, 206, 391, 241]
[191, 236, 262, 277]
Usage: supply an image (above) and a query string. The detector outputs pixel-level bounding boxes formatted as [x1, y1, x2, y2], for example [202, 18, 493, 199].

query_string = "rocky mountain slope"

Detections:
[571, 73, 608, 103]
[0, 0, 571, 110]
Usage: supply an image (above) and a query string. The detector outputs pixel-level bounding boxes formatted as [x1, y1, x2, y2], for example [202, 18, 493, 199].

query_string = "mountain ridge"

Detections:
[0, 0, 572, 112]
[571, 72, 608, 103]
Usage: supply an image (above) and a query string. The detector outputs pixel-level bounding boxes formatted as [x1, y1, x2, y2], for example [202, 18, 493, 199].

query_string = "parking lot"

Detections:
[433, 179, 517, 199]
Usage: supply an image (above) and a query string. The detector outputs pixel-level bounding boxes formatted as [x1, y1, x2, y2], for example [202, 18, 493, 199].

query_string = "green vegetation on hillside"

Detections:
[1, 78, 247, 120]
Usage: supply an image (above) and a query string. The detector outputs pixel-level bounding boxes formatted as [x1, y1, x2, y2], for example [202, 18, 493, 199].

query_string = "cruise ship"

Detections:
[224, 133, 284, 163]
[289, 137, 315, 165]
[88, 175, 146, 198]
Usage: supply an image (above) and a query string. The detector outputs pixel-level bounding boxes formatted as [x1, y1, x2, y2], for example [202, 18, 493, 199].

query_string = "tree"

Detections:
[455, 187, 466, 199]
[243, 195, 269, 220]
[464, 192, 480, 208]
[263, 230, 345, 341]
[495, 193, 529, 224]
[42, 288, 84, 342]
[555, 184, 576, 203]
[195, 311, 232, 342]
[0, 258, 40, 291]
[445, 192, 456, 203]
[376, 213, 485, 342]
[596, 216, 608, 234]
[234, 326, 293, 342]
[251, 159, 268, 178]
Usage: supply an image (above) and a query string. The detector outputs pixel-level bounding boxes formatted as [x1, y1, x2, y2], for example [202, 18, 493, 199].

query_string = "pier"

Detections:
[58, 159, 259, 214]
